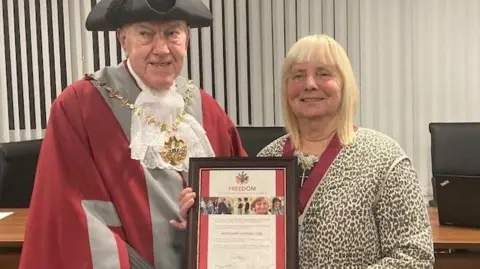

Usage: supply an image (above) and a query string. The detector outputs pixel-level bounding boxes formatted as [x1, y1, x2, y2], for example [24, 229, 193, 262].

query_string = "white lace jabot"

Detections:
[127, 60, 215, 171]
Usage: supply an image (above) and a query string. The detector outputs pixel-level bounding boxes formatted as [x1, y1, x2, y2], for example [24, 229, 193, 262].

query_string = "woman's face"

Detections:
[287, 60, 342, 120]
[254, 199, 269, 214]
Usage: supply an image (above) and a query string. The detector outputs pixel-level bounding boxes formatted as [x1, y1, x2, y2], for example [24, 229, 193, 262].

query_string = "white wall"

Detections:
[359, 0, 480, 197]
[1, 0, 480, 197]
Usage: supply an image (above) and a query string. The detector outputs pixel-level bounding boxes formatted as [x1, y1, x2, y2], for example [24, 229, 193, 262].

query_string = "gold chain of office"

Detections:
[85, 74, 193, 166]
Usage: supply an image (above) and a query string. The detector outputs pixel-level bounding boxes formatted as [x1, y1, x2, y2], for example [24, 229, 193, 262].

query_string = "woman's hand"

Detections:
[170, 187, 196, 230]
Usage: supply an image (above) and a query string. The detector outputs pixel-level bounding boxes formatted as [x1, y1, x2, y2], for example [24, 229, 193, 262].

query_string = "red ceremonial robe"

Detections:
[19, 64, 247, 269]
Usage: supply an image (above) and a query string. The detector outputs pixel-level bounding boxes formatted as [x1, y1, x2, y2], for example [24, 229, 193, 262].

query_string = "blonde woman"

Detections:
[255, 34, 434, 268]
[250, 197, 270, 215]
[177, 34, 434, 268]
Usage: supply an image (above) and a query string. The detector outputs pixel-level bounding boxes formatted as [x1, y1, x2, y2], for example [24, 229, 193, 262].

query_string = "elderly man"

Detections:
[19, 0, 247, 268]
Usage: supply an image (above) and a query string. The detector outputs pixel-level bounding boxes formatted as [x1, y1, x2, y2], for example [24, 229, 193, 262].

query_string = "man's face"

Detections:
[118, 20, 189, 91]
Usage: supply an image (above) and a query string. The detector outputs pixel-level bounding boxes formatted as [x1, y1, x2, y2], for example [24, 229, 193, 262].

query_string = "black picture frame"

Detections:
[186, 156, 298, 269]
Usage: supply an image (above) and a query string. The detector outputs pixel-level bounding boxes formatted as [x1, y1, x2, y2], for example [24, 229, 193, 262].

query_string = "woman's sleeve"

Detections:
[256, 137, 286, 157]
[367, 157, 435, 269]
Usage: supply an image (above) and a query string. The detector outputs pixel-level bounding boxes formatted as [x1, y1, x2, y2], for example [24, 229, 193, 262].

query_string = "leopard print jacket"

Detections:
[258, 127, 435, 269]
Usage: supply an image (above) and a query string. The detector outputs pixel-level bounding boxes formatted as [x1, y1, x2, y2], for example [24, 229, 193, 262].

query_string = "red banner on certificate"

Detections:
[186, 158, 298, 269]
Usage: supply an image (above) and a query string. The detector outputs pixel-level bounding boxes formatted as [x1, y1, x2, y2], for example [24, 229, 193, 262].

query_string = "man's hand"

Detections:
[170, 187, 196, 230]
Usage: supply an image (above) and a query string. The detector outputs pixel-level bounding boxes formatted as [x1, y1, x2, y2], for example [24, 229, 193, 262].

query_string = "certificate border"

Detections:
[186, 157, 298, 269]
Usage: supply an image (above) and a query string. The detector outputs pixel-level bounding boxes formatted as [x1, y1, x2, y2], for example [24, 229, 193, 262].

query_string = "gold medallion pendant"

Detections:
[93, 74, 196, 167]
[161, 136, 188, 166]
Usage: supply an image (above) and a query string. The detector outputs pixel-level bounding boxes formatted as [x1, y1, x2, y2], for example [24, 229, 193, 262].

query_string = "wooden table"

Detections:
[0, 208, 27, 269]
[429, 207, 480, 268]
[1, 207, 480, 268]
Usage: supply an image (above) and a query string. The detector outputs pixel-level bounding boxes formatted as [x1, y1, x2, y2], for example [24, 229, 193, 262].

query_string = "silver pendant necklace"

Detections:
[296, 152, 320, 187]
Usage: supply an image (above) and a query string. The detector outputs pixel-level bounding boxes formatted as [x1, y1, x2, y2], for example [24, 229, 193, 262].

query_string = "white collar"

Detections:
[127, 59, 215, 171]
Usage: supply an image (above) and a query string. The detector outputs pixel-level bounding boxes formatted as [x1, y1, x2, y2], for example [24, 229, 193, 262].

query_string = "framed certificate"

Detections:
[186, 157, 298, 269]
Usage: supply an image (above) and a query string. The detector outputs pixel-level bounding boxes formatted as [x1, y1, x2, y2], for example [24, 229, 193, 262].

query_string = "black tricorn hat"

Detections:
[85, 0, 213, 31]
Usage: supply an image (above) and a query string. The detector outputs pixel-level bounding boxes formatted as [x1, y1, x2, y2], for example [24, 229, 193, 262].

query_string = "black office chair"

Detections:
[0, 139, 43, 208]
[237, 127, 286, 156]
[429, 122, 480, 206]
[429, 122, 480, 228]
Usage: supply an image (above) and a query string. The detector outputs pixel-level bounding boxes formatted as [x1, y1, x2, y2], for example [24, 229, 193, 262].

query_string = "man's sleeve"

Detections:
[18, 87, 151, 269]
[200, 89, 248, 157]
[227, 118, 248, 157]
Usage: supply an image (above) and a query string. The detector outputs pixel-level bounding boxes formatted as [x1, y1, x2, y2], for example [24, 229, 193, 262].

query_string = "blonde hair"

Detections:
[281, 34, 359, 149]
[251, 197, 268, 209]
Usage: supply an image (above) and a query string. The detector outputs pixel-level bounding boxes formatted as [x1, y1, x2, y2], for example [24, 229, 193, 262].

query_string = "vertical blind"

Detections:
[0, 0, 353, 141]
[1, 0, 480, 197]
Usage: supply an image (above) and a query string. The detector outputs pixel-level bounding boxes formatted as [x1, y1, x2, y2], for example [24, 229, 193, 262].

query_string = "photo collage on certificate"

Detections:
[197, 168, 286, 269]
[198, 170, 286, 216]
